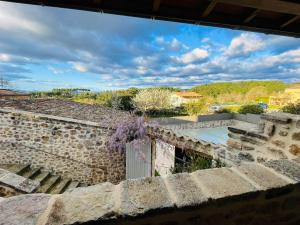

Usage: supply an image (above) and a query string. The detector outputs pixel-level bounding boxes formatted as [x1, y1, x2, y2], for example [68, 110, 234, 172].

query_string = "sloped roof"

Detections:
[175, 92, 202, 98]
[0, 89, 29, 96]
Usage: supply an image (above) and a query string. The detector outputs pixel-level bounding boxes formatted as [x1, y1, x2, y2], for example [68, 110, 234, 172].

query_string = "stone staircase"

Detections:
[0, 164, 81, 194]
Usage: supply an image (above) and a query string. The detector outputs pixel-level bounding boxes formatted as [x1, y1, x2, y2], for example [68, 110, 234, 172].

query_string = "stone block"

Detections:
[266, 124, 276, 137]
[289, 144, 300, 156]
[165, 173, 207, 208]
[271, 140, 286, 148]
[247, 132, 269, 141]
[228, 132, 240, 140]
[279, 130, 288, 136]
[58, 182, 116, 224]
[227, 139, 242, 150]
[238, 152, 255, 162]
[120, 176, 173, 216]
[296, 120, 300, 129]
[240, 136, 263, 145]
[242, 145, 255, 151]
[228, 127, 247, 135]
[267, 147, 287, 159]
[292, 132, 300, 141]
[263, 159, 300, 182]
[193, 168, 256, 199]
[0, 194, 51, 225]
[261, 113, 292, 124]
[235, 164, 290, 190]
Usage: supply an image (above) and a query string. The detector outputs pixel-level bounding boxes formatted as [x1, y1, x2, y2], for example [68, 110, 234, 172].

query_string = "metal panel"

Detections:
[126, 139, 151, 179]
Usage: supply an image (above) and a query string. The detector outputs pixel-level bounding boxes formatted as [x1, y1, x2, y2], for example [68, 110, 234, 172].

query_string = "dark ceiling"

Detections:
[1, 0, 300, 37]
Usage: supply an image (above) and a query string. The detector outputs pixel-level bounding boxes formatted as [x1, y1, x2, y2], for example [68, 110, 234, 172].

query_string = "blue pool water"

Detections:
[178, 127, 229, 145]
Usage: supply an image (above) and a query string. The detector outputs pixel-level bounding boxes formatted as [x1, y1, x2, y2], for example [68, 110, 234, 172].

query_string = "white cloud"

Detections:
[72, 62, 89, 73]
[224, 33, 265, 57]
[0, 4, 47, 35]
[155, 36, 165, 45]
[175, 48, 209, 64]
[201, 37, 210, 43]
[0, 53, 11, 62]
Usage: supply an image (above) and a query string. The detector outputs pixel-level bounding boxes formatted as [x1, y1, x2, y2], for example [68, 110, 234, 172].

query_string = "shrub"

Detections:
[171, 157, 212, 174]
[143, 107, 186, 118]
[214, 108, 232, 114]
[282, 103, 300, 115]
[133, 89, 172, 111]
[183, 100, 205, 115]
[109, 95, 134, 111]
[238, 104, 264, 114]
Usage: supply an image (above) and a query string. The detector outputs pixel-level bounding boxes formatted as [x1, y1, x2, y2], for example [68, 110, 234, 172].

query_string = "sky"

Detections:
[0, 2, 300, 92]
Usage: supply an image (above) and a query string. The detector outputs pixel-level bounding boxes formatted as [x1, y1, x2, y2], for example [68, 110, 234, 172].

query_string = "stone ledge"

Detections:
[261, 113, 293, 124]
[263, 159, 300, 182]
[228, 127, 268, 141]
[1, 159, 299, 225]
[0, 108, 114, 129]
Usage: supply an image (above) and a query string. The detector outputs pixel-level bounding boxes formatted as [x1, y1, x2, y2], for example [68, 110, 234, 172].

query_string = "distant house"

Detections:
[71, 88, 90, 95]
[0, 89, 30, 100]
[269, 86, 300, 106]
[171, 92, 202, 107]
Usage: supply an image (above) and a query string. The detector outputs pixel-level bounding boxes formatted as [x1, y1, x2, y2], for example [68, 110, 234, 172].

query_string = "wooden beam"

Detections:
[244, 9, 260, 23]
[281, 15, 300, 28]
[93, 0, 102, 4]
[218, 0, 300, 16]
[202, 0, 218, 18]
[153, 0, 161, 12]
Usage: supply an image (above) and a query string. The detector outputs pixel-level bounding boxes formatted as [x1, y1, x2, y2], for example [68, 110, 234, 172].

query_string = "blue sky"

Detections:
[0, 2, 300, 91]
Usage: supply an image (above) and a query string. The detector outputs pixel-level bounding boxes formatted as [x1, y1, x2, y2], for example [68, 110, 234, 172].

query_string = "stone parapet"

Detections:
[0, 158, 299, 225]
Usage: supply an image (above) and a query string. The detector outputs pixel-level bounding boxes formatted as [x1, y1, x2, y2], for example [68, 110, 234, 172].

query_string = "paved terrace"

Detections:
[0, 158, 299, 225]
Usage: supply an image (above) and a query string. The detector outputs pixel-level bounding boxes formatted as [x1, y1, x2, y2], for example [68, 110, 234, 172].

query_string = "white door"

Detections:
[126, 139, 152, 179]
[155, 141, 175, 177]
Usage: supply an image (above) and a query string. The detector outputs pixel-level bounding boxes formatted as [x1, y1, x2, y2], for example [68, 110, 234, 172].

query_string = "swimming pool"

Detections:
[176, 127, 229, 145]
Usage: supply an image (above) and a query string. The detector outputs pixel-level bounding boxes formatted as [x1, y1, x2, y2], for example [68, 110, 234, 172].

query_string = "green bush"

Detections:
[282, 103, 300, 115]
[109, 95, 135, 111]
[214, 108, 232, 114]
[183, 101, 206, 115]
[238, 104, 264, 114]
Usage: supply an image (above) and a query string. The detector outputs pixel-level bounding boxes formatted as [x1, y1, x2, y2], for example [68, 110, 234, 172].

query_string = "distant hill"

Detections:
[191, 81, 287, 98]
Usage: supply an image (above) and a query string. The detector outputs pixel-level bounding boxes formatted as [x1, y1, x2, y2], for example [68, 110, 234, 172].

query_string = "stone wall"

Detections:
[0, 108, 125, 185]
[225, 112, 300, 165]
[1, 158, 299, 225]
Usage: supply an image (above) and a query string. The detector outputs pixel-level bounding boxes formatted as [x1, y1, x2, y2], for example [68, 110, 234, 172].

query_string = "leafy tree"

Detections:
[282, 103, 300, 115]
[238, 104, 264, 114]
[109, 95, 135, 111]
[133, 89, 172, 111]
[183, 100, 206, 115]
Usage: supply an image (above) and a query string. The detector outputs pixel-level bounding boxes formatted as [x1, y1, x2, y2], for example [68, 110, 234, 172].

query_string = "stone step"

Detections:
[3, 164, 28, 174]
[22, 167, 41, 179]
[34, 171, 51, 185]
[37, 175, 61, 193]
[65, 181, 80, 192]
[50, 178, 72, 194]
[15, 164, 31, 176]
